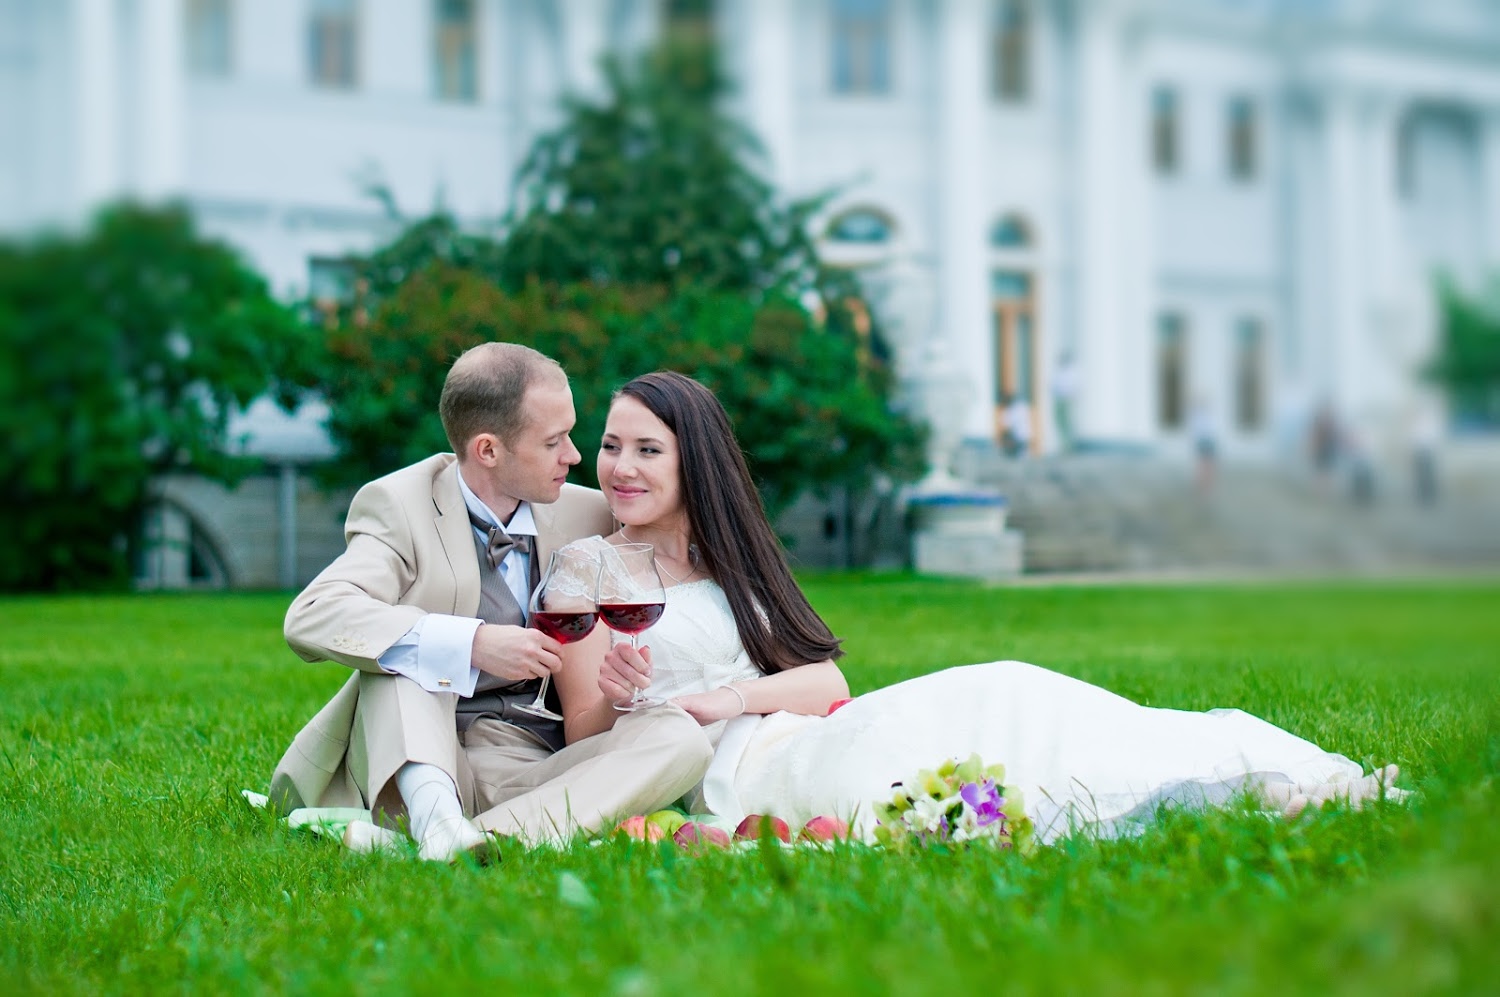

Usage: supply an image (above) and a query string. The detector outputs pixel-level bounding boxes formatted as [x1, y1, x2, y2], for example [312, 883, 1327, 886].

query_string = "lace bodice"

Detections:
[558, 536, 762, 701]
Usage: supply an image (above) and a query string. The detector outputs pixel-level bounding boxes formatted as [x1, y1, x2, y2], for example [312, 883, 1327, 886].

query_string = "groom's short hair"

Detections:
[440, 342, 565, 455]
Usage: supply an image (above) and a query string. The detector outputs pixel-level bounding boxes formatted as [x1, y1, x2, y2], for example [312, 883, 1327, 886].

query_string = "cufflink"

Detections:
[438, 678, 452, 688]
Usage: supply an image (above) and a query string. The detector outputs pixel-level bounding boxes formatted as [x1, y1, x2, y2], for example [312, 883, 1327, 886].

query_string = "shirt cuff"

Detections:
[377, 614, 482, 697]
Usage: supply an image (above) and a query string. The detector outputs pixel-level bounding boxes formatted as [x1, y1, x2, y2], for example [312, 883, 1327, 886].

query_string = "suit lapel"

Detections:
[433, 460, 482, 617]
[531, 498, 560, 582]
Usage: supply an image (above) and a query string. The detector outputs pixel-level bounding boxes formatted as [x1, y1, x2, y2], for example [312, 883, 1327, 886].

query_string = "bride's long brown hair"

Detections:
[615, 372, 843, 674]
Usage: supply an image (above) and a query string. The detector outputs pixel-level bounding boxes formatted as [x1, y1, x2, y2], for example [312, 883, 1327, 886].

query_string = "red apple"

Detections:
[613, 815, 666, 842]
[798, 815, 850, 842]
[673, 821, 732, 850]
[734, 814, 792, 843]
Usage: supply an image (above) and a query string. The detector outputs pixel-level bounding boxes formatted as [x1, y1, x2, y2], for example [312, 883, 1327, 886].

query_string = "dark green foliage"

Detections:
[0, 204, 312, 590]
[1428, 277, 1500, 428]
[314, 266, 925, 514]
[498, 41, 823, 296]
[309, 38, 925, 511]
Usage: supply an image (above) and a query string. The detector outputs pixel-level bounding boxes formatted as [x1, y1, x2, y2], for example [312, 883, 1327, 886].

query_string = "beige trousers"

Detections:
[350, 672, 712, 844]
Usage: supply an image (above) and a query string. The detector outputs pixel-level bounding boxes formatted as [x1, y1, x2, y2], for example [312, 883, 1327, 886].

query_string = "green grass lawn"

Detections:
[2, 578, 1497, 995]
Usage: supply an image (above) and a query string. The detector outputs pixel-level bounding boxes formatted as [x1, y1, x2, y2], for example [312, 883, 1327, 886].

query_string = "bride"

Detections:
[551, 372, 1402, 844]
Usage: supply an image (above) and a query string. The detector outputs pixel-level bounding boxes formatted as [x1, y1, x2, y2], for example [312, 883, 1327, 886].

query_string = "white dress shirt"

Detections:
[376, 465, 537, 696]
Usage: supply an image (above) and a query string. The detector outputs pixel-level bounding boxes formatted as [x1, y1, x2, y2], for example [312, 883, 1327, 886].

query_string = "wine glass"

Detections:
[596, 542, 667, 712]
[514, 548, 600, 721]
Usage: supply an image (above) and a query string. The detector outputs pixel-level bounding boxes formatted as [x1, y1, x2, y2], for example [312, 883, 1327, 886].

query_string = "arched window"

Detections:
[990, 213, 1033, 249]
[827, 207, 895, 244]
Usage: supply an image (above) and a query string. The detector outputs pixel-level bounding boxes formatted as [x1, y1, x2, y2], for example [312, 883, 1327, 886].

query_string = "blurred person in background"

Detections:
[1003, 393, 1033, 459]
[1343, 422, 1377, 508]
[1411, 402, 1442, 508]
[1189, 396, 1218, 496]
[1309, 402, 1342, 494]
[1052, 352, 1078, 453]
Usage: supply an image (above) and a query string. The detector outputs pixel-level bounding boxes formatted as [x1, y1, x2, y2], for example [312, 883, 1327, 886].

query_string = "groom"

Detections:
[269, 343, 712, 861]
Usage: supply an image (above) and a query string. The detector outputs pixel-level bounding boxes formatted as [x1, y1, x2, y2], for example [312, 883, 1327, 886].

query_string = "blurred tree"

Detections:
[498, 37, 823, 295]
[0, 203, 312, 591]
[310, 35, 925, 519]
[1429, 278, 1500, 430]
[316, 263, 925, 516]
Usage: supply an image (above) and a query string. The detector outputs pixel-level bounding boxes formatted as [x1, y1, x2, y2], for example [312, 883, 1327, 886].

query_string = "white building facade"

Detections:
[4, 0, 1500, 470]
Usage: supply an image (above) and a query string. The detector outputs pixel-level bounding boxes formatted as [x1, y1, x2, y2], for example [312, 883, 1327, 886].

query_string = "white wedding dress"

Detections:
[569, 537, 1367, 844]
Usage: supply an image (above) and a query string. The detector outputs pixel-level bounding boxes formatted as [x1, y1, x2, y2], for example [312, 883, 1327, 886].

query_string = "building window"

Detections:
[990, 213, 1033, 249]
[827, 207, 894, 244]
[1152, 86, 1179, 175]
[992, 0, 1030, 102]
[186, 0, 232, 77]
[433, 0, 477, 101]
[309, 0, 359, 90]
[1227, 95, 1257, 181]
[831, 0, 891, 96]
[1157, 313, 1188, 429]
[663, 0, 715, 38]
[1233, 317, 1264, 431]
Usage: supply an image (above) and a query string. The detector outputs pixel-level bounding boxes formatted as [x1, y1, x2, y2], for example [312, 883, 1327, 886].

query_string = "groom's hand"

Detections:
[599, 643, 652, 702]
[471, 623, 563, 683]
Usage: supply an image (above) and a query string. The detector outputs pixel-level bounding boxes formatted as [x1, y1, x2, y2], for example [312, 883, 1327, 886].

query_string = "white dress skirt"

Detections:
[566, 539, 1365, 844]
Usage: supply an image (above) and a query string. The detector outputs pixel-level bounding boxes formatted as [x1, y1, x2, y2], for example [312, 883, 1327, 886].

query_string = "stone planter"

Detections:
[908, 491, 1024, 579]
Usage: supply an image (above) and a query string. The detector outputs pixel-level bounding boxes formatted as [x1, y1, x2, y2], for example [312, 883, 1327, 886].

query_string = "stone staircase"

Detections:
[953, 448, 1500, 575]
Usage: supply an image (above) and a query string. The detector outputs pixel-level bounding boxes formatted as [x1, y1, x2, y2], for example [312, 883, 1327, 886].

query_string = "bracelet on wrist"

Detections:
[724, 684, 748, 717]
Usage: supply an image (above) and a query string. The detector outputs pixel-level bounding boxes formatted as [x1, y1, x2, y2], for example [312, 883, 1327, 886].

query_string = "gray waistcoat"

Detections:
[454, 527, 565, 752]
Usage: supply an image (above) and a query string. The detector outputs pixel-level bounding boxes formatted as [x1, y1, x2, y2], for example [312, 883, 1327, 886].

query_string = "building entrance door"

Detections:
[992, 270, 1039, 454]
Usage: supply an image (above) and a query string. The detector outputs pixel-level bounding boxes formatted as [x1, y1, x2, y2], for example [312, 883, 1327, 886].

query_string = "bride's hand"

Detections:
[671, 687, 745, 726]
[598, 642, 652, 702]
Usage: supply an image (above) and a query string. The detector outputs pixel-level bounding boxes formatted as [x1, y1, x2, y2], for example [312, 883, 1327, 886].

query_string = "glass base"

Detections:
[513, 702, 565, 722]
[612, 694, 666, 713]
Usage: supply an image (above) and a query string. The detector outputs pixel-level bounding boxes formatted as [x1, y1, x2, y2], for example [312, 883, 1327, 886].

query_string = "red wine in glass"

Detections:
[515, 548, 601, 721]
[597, 543, 667, 711]
[532, 610, 600, 644]
[597, 603, 665, 636]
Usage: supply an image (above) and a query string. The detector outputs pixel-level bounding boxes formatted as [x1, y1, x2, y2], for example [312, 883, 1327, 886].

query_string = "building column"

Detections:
[136, 0, 185, 200]
[1115, 29, 1155, 442]
[742, 0, 795, 191]
[1324, 88, 1368, 421]
[1362, 94, 1411, 441]
[1365, 96, 1403, 292]
[278, 463, 299, 589]
[1483, 108, 1500, 265]
[144, 500, 192, 589]
[935, 0, 991, 443]
[1073, 4, 1127, 441]
[73, 0, 120, 215]
[562, 0, 610, 101]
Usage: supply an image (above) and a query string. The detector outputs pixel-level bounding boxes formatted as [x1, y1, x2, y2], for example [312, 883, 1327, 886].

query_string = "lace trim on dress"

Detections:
[548, 536, 618, 599]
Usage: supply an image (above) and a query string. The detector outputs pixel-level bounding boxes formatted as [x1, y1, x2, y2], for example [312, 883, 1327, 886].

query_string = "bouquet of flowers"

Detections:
[873, 753, 1034, 853]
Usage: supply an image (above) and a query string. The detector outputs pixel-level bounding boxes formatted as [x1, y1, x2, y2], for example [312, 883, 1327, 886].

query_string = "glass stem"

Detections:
[629, 635, 644, 704]
[530, 674, 551, 710]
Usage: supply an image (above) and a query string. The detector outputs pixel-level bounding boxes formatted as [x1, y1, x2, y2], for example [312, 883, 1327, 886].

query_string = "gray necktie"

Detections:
[468, 509, 530, 571]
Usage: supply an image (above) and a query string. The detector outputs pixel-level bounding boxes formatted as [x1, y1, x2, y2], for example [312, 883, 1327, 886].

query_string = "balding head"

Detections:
[439, 343, 567, 458]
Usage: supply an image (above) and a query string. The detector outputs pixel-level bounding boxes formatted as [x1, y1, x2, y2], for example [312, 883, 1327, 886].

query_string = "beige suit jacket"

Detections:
[270, 452, 613, 812]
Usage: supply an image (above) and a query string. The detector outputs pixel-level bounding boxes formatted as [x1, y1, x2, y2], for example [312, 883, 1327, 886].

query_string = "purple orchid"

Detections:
[960, 779, 1007, 828]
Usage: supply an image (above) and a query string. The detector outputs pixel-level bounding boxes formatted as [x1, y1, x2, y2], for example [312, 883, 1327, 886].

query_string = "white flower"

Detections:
[910, 794, 952, 832]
